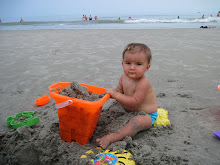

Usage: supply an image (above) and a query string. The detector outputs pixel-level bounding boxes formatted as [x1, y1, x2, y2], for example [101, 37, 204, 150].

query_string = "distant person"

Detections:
[177, 16, 180, 19]
[20, 18, 24, 22]
[217, 11, 220, 17]
[89, 15, 92, 20]
[95, 16, 98, 20]
[202, 15, 204, 19]
[210, 14, 212, 17]
[82, 15, 86, 21]
[128, 17, 132, 19]
[0, 19, 2, 24]
[118, 17, 120, 20]
[85, 15, 87, 20]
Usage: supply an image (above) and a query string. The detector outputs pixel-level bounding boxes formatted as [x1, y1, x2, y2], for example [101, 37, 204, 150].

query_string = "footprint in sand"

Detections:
[177, 93, 192, 98]
[157, 93, 166, 98]
[189, 107, 204, 111]
[167, 79, 178, 82]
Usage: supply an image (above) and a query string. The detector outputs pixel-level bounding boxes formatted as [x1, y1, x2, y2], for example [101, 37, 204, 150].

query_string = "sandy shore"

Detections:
[0, 28, 220, 164]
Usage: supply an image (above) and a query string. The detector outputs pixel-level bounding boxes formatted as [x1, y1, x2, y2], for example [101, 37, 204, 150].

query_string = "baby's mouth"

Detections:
[129, 72, 135, 74]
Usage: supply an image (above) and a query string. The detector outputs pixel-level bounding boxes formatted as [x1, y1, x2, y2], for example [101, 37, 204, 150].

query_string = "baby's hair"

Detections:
[122, 43, 152, 64]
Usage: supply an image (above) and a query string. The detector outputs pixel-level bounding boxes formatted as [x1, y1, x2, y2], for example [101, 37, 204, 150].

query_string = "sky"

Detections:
[1, 0, 220, 21]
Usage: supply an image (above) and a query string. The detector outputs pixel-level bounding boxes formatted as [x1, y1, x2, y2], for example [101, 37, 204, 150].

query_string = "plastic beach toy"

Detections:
[48, 82, 110, 145]
[154, 108, 170, 127]
[213, 130, 220, 140]
[35, 94, 50, 105]
[81, 147, 135, 165]
[218, 85, 220, 91]
[6, 111, 40, 129]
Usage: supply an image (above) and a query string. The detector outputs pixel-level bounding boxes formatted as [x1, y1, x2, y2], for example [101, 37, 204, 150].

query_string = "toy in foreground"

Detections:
[48, 82, 110, 145]
[212, 85, 220, 139]
[81, 147, 135, 165]
[35, 94, 50, 105]
[213, 131, 220, 140]
[6, 111, 39, 129]
[153, 108, 170, 127]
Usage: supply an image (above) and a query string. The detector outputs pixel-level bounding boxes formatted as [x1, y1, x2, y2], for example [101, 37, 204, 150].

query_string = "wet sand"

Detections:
[0, 29, 220, 164]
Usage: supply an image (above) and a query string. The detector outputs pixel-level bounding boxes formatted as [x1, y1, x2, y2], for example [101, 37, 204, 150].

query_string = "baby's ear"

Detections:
[145, 64, 151, 72]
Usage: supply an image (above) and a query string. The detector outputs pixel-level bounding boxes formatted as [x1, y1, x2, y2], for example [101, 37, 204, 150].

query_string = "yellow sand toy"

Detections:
[153, 108, 170, 127]
[81, 147, 135, 165]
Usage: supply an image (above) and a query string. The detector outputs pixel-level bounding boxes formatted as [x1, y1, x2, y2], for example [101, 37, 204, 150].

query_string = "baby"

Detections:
[96, 43, 158, 149]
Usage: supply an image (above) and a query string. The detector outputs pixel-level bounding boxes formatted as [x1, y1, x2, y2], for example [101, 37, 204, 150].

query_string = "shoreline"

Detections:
[1, 17, 219, 30]
[0, 27, 216, 32]
[0, 27, 218, 31]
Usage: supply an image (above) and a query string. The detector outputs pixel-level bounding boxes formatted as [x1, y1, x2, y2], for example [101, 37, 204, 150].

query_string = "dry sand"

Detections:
[0, 28, 220, 165]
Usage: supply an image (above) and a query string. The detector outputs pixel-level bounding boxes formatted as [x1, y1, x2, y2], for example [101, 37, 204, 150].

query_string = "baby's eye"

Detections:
[126, 62, 130, 64]
[137, 63, 142, 66]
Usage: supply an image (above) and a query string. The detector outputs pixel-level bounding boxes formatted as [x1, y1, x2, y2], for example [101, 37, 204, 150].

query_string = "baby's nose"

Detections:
[130, 64, 135, 69]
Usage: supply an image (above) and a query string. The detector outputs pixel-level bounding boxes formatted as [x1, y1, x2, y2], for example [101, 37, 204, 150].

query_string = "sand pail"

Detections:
[48, 82, 110, 145]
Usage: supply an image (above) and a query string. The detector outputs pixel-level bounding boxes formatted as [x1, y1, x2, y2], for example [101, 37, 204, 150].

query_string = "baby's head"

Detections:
[122, 43, 152, 64]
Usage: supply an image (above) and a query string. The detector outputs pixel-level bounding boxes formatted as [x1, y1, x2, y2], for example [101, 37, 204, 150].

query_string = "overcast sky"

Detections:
[1, 0, 220, 19]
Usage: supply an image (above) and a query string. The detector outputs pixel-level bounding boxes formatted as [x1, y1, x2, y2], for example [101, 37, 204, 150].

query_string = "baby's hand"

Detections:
[106, 88, 118, 99]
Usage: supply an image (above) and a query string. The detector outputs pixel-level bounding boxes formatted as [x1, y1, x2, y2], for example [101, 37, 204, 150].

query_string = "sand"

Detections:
[0, 28, 220, 165]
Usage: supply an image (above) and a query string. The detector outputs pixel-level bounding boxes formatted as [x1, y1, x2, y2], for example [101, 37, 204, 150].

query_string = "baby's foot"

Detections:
[96, 136, 111, 149]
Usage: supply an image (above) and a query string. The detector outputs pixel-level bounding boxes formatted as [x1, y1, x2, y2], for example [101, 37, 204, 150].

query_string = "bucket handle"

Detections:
[56, 100, 73, 109]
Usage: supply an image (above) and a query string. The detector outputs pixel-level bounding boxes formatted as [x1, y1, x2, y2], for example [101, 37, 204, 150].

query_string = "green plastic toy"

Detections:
[6, 111, 40, 129]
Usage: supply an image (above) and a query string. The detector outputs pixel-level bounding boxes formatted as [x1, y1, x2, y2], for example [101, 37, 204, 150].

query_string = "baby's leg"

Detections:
[96, 114, 152, 149]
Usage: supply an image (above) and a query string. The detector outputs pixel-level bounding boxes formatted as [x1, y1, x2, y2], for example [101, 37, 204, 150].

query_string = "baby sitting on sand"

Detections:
[96, 43, 158, 149]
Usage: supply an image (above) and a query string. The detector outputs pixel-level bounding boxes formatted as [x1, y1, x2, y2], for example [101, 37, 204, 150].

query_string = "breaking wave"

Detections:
[124, 17, 220, 24]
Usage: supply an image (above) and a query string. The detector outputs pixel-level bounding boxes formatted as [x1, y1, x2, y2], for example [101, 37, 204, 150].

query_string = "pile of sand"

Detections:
[59, 81, 105, 101]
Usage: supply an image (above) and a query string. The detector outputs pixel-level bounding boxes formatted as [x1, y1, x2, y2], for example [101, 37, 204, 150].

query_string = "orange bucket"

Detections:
[48, 82, 110, 145]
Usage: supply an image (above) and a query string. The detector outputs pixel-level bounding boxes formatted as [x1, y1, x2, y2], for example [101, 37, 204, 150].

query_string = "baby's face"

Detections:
[122, 51, 150, 79]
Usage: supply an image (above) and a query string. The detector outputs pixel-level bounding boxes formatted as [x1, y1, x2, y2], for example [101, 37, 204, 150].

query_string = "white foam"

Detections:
[124, 17, 220, 24]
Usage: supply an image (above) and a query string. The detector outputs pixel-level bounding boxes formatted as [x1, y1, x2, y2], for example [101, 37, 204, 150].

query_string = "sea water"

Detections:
[0, 14, 220, 30]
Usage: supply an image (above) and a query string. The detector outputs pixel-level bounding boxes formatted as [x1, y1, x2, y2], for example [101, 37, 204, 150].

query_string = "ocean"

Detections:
[0, 14, 220, 30]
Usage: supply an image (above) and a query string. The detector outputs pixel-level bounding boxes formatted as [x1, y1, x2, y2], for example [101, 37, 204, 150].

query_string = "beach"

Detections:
[0, 28, 220, 164]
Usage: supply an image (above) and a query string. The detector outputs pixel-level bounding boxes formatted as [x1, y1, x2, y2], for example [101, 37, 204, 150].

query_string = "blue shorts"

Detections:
[149, 111, 158, 125]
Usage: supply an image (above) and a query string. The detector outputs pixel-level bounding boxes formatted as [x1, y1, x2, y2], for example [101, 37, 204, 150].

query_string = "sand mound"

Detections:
[0, 99, 180, 165]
